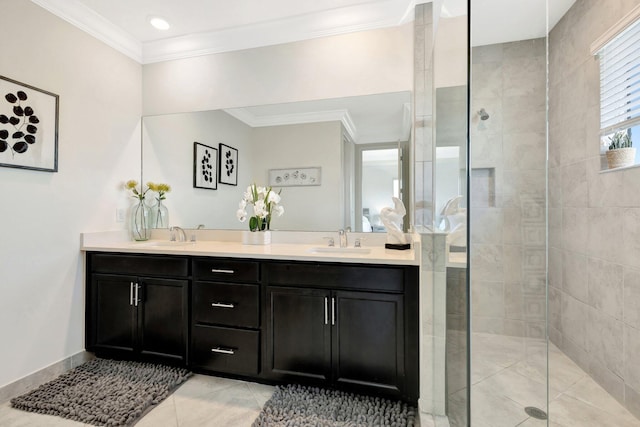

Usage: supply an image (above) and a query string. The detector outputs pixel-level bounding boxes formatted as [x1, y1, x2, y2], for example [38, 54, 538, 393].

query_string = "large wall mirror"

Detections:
[142, 91, 412, 232]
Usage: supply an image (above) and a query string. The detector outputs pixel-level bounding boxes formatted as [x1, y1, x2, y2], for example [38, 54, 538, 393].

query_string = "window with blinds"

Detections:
[594, 9, 640, 138]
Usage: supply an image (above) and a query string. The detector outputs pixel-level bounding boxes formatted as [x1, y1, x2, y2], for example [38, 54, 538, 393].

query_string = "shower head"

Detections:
[478, 108, 490, 121]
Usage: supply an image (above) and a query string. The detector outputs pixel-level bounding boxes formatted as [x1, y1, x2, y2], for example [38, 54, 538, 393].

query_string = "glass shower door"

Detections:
[468, 1, 549, 426]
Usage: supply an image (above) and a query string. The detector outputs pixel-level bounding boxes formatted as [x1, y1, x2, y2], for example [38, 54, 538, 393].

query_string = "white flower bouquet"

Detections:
[237, 183, 284, 231]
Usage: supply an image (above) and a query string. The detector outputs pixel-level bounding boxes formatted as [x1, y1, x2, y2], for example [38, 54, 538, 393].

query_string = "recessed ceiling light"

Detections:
[149, 16, 170, 31]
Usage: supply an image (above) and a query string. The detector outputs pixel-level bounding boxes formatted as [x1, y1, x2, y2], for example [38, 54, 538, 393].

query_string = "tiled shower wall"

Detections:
[548, 0, 640, 418]
[470, 39, 547, 338]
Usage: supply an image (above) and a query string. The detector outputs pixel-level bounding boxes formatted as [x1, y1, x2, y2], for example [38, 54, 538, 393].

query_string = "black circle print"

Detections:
[224, 150, 235, 177]
[0, 90, 39, 156]
[201, 149, 213, 183]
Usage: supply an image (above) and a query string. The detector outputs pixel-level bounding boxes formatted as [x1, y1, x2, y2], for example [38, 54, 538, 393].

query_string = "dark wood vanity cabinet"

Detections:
[85, 252, 418, 403]
[86, 253, 189, 364]
[266, 287, 332, 382]
[264, 262, 418, 401]
[190, 257, 261, 376]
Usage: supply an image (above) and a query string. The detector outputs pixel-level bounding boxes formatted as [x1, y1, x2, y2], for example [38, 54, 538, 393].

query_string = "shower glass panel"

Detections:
[469, 0, 548, 425]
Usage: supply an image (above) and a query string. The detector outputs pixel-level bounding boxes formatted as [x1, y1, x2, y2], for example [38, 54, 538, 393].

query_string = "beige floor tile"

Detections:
[172, 373, 240, 399]
[447, 388, 468, 427]
[471, 356, 507, 384]
[473, 333, 526, 368]
[469, 387, 530, 427]
[174, 382, 261, 427]
[562, 376, 639, 423]
[547, 352, 587, 393]
[549, 394, 640, 427]
[136, 395, 178, 427]
[246, 381, 275, 408]
[474, 367, 554, 410]
[0, 402, 86, 427]
[516, 417, 562, 427]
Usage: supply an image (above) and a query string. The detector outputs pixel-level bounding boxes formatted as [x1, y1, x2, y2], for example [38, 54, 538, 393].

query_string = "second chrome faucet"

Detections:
[338, 228, 352, 248]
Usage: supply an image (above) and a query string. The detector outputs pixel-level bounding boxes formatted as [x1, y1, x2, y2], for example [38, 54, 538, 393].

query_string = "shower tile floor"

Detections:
[437, 332, 640, 427]
[1, 336, 638, 426]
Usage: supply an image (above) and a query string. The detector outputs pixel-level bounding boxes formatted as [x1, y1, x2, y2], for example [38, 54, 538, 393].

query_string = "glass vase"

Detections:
[130, 200, 151, 241]
[150, 200, 169, 228]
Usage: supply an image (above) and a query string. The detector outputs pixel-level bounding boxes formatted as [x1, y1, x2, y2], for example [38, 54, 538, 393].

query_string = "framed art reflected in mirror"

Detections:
[269, 167, 321, 187]
[193, 142, 217, 190]
[219, 143, 238, 185]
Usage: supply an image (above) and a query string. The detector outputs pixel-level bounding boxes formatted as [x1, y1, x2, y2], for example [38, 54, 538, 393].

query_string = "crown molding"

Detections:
[143, 0, 417, 63]
[31, 0, 420, 64]
[31, 0, 142, 62]
[224, 108, 358, 141]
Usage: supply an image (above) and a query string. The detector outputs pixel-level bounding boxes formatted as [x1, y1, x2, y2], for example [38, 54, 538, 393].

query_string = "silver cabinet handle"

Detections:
[211, 269, 234, 274]
[324, 297, 328, 325]
[129, 282, 134, 306]
[211, 302, 235, 309]
[134, 283, 139, 307]
[211, 347, 235, 355]
[331, 297, 336, 326]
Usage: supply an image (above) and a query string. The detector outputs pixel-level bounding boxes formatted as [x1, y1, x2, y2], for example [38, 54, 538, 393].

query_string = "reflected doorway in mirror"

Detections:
[193, 142, 218, 190]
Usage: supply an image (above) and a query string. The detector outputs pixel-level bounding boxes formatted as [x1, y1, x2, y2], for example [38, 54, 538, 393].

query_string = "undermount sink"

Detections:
[137, 241, 196, 247]
[308, 247, 371, 254]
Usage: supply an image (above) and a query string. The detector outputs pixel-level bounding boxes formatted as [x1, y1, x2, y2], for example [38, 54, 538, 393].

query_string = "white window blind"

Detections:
[597, 15, 640, 136]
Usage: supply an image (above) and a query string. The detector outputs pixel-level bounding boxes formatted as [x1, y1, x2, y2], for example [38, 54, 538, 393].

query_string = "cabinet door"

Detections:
[90, 274, 136, 354]
[265, 286, 331, 383]
[138, 277, 188, 362]
[332, 291, 405, 397]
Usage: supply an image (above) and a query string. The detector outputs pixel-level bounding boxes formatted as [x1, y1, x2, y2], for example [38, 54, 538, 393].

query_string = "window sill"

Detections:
[599, 162, 640, 174]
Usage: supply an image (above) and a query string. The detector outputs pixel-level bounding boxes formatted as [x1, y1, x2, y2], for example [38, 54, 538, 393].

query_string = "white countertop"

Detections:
[447, 251, 467, 268]
[81, 231, 419, 266]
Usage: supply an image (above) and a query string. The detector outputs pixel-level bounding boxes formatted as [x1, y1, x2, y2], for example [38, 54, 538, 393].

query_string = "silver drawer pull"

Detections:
[211, 268, 234, 274]
[211, 302, 235, 309]
[211, 347, 235, 355]
[324, 297, 328, 325]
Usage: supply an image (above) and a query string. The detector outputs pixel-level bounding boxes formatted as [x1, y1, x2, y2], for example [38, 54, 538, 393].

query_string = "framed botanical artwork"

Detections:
[193, 142, 218, 190]
[218, 143, 238, 186]
[0, 75, 59, 172]
[268, 167, 321, 187]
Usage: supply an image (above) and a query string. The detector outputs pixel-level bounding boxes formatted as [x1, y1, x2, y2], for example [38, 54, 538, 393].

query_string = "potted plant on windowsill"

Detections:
[606, 130, 635, 169]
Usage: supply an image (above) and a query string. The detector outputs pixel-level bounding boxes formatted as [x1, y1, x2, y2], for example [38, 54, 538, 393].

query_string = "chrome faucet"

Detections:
[170, 226, 187, 242]
[338, 229, 348, 248]
[190, 224, 206, 242]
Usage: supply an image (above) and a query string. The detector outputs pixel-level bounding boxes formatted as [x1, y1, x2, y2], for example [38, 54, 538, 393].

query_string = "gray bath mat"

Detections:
[10, 358, 191, 426]
[252, 384, 416, 427]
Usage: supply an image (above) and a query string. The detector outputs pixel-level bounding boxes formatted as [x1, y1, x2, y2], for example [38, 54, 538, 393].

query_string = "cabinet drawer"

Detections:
[193, 258, 260, 283]
[266, 262, 404, 292]
[91, 253, 189, 277]
[191, 325, 259, 375]
[193, 281, 259, 328]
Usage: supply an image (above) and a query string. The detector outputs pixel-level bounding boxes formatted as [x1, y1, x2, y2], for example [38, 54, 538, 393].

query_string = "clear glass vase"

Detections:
[150, 199, 169, 228]
[130, 200, 151, 241]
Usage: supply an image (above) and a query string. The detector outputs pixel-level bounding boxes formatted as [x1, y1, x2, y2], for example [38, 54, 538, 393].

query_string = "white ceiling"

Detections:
[31, 0, 576, 64]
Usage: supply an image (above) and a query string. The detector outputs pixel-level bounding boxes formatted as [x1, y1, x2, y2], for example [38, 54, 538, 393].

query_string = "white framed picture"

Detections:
[268, 167, 321, 187]
[0, 75, 59, 172]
